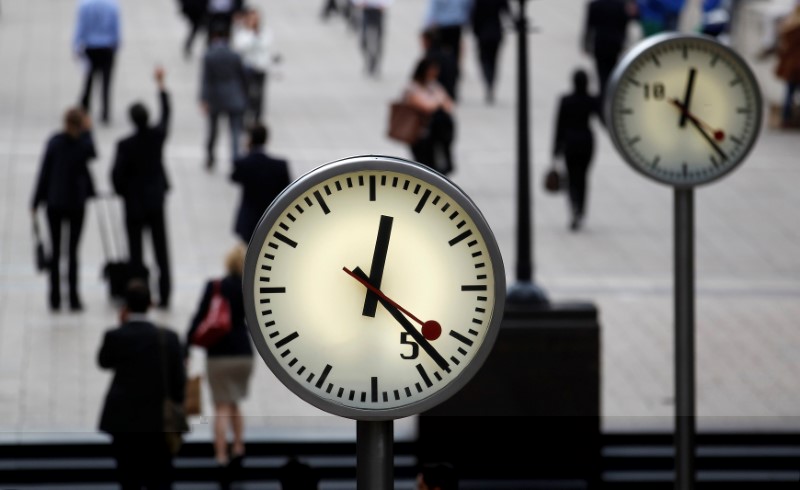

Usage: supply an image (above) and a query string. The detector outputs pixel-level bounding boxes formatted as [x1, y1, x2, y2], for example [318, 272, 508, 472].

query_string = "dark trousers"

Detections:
[361, 7, 384, 74]
[245, 69, 266, 124]
[46, 206, 85, 307]
[80, 47, 115, 121]
[477, 37, 502, 96]
[111, 433, 173, 490]
[183, 13, 206, 55]
[207, 111, 244, 165]
[594, 48, 620, 102]
[565, 151, 593, 218]
[125, 207, 171, 305]
[411, 109, 455, 176]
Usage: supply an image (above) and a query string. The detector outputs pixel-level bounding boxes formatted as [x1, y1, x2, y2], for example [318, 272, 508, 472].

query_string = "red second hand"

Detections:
[343, 267, 442, 341]
[669, 99, 726, 142]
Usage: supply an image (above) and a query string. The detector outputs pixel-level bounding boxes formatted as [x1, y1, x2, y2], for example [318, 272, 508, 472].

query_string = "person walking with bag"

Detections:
[111, 67, 173, 309]
[186, 245, 254, 470]
[552, 69, 601, 231]
[98, 280, 186, 490]
[403, 56, 456, 175]
[31, 108, 96, 311]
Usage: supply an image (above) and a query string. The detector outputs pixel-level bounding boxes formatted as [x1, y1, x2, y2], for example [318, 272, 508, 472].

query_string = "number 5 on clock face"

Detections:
[243, 156, 506, 420]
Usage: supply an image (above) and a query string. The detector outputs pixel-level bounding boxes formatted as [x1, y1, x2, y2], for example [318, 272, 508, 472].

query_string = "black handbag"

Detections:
[32, 213, 50, 272]
[543, 159, 564, 193]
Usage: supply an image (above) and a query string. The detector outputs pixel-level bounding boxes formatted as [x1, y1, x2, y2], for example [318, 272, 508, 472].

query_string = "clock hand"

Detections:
[669, 99, 728, 161]
[669, 99, 726, 142]
[362, 215, 393, 318]
[678, 68, 697, 128]
[344, 267, 449, 371]
[345, 266, 443, 340]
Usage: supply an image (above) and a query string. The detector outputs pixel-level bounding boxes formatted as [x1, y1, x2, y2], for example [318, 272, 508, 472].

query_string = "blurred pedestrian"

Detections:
[186, 245, 254, 468]
[775, 1, 800, 126]
[637, 0, 684, 36]
[201, 24, 248, 170]
[74, 0, 121, 124]
[470, 0, 511, 104]
[232, 8, 279, 124]
[421, 29, 458, 103]
[98, 279, 186, 490]
[700, 0, 731, 38]
[31, 108, 96, 312]
[583, 0, 636, 100]
[231, 124, 291, 243]
[552, 69, 601, 231]
[424, 0, 473, 100]
[353, 0, 392, 77]
[111, 67, 173, 308]
[404, 57, 456, 175]
[207, 0, 244, 38]
[178, 0, 209, 58]
[416, 462, 458, 490]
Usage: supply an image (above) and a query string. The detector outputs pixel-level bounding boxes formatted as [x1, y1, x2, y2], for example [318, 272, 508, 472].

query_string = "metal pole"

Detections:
[357, 420, 393, 490]
[507, 0, 547, 306]
[674, 188, 695, 490]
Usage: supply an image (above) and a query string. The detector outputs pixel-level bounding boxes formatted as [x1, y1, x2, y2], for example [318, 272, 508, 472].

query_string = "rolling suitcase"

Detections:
[96, 195, 148, 300]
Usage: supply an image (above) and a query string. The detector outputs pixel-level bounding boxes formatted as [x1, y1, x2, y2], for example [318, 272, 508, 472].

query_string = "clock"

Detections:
[605, 33, 762, 187]
[242, 156, 506, 421]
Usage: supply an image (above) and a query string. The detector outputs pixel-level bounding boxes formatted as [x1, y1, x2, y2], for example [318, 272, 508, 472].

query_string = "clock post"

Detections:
[604, 34, 762, 490]
[674, 187, 695, 490]
[508, 0, 548, 306]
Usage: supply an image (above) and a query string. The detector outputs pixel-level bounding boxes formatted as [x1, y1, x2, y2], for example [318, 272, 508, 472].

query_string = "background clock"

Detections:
[243, 155, 506, 421]
[605, 33, 762, 187]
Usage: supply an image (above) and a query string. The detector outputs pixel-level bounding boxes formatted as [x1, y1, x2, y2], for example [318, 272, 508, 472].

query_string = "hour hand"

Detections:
[363, 215, 393, 317]
[346, 267, 449, 371]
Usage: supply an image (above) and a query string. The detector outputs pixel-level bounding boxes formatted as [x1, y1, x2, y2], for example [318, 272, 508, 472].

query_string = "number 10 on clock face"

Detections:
[606, 34, 761, 187]
[243, 157, 505, 420]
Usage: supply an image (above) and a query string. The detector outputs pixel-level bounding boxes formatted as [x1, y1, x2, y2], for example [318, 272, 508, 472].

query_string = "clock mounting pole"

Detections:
[508, 0, 548, 307]
[674, 188, 696, 490]
[357, 420, 393, 490]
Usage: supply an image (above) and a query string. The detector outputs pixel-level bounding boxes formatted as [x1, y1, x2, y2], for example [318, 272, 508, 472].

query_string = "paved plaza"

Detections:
[0, 0, 798, 441]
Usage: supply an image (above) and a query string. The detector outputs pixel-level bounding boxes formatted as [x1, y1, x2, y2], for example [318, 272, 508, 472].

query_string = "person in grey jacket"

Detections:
[200, 24, 248, 170]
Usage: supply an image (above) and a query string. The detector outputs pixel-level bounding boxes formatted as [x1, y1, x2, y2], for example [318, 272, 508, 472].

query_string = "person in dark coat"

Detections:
[471, 0, 510, 104]
[583, 0, 636, 100]
[112, 67, 172, 308]
[31, 107, 97, 311]
[98, 279, 186, 490]
[231, 124, 291, 243]
[553, 69, 601, 231]
[200, 24, 248, 170]
[186, 245, 254, 467]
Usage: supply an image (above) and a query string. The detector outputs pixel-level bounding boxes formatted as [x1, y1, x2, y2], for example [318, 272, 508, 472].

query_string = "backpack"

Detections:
[191, 280, 232, 348]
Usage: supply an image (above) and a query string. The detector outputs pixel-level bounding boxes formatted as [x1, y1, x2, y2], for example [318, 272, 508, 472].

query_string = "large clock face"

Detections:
[605, 33, 762, 187]
[243, 156, 505, 420]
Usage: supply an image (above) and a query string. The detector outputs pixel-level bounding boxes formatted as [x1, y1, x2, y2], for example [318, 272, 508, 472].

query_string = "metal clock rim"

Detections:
[604, 32, 763, 189]
[242, 155, 507, 421]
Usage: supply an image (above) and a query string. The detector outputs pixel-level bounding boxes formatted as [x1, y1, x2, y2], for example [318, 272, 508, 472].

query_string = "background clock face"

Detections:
[606, 33, 762, 187]
[243, 156, 505, 420]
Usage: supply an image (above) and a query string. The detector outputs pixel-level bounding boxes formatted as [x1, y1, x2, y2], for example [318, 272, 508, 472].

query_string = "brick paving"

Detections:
[0, 0, 798, 439]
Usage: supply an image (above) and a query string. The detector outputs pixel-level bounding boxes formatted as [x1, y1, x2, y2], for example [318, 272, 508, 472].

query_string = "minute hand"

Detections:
[346, 267, 450, 372]
[670, 99, 728, 161]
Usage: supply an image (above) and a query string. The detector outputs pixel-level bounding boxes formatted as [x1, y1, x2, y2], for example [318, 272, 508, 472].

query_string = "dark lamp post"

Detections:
[507, 0, 548, 307]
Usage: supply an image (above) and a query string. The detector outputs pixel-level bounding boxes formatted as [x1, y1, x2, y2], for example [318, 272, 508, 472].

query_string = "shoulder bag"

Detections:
[387, 101, 429, 145]
[191, 280, 232, 348]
